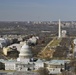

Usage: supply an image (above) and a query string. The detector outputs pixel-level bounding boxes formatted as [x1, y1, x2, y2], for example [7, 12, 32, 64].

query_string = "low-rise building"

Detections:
[34, 59, 44, 70]
[5, 61, 17, 70]
[45, 60, 70, 74]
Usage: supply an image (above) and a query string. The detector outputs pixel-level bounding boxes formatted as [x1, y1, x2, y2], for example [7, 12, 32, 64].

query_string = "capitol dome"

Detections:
[19, 42, 32, 58]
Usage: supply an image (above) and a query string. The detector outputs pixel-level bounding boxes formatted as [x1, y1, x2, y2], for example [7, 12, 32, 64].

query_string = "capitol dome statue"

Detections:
[17, 42, 32, 62]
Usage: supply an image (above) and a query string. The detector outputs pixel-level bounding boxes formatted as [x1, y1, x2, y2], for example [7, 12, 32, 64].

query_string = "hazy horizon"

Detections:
[0, 0, 76, 21]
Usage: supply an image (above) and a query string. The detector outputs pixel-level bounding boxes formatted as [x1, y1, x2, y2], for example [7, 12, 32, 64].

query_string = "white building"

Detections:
[16, 62, 34, 71]
[3, 42, 44, 71]
[0, 38, 7, 48]
[34, 59, 44, 70]
[45, 60, 70, 74]
[27, 36, 38, 45]
[17, 42, 32, 62]
[73, 39, 76, 58]
[5, 61, 17, 70]
[4, 42, 33, 71]
[62, 30, 67, 37]
[4, 59, 70, 73]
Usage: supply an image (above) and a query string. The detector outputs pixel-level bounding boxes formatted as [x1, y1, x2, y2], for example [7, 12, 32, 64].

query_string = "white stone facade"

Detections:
[5, 62, 16, 70]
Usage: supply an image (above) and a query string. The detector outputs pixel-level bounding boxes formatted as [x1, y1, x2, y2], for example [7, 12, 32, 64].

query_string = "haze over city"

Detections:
[0, 0, 76, 21]
[1, 0, 76, 75]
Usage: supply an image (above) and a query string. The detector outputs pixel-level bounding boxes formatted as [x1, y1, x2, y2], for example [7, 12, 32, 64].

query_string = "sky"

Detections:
[0, 0, 76, 21]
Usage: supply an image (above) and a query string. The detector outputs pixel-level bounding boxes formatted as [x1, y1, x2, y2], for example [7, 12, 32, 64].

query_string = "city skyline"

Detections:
[0, 0, 76, 21]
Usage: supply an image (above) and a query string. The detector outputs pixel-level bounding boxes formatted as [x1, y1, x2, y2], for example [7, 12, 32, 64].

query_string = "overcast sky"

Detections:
[0, 0, 76, 21]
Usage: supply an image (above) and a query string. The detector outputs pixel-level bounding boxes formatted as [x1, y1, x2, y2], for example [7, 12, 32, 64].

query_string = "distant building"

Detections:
[27, 36, 39, 46]
[62, 30, 67, 37]
[0, 38, 7, 48]
[73, 39, 76, 58]
[3, 47, 11, 56]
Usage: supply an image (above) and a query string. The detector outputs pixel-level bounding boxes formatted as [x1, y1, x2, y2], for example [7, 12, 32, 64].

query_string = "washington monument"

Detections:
[58, 19, 61, 38]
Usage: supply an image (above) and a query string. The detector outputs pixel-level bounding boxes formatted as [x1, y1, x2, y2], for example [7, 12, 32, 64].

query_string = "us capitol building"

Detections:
[17, 42, 32, 62]
[0, 41, 70, 74]
[0, 41, 44, 71]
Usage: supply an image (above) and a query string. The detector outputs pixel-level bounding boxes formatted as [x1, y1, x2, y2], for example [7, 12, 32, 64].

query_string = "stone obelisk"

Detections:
[58, 19, 61, 38]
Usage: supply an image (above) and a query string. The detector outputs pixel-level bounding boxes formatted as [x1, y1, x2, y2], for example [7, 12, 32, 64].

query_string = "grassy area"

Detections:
[49, 38, 61, 47]
[38, 37, 62, 59]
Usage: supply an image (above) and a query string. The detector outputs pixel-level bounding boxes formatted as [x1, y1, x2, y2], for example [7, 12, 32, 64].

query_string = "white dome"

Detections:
[21, 43, 29, 49]
[19, 42, 32, 58]
[74, 39, 76, 45]
[0, 38, 6, 43]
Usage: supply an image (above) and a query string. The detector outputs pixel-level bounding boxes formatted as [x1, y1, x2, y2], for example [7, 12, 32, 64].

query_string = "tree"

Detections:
[0, 62, 5, 70]
[37, 67, 49, 75]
